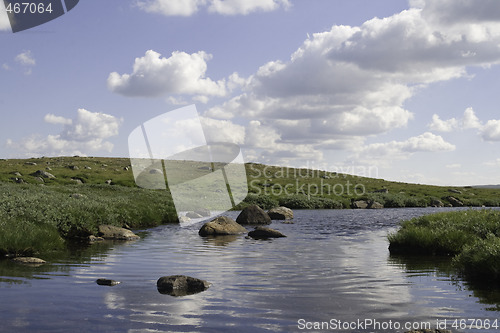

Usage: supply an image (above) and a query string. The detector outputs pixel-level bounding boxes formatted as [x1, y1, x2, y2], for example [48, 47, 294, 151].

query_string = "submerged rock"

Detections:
[98, 225, 140, 240]
[96, 279, 120, 286]
[267, 206, 293, 220]
[248, 226, 286, 239]
[199, 216, 247, 236]
[194, 208, 211, 217]
[11, 257, 46, 265]
[236, 205, 271, 225]
[157, 275, 210, 296]
[186, 211, 203, 219]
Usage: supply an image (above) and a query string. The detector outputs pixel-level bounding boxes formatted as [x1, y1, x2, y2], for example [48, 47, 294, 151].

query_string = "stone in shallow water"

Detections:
[199, 216, 247, 236]
[98, 225, 140, 240]
[11, 257, 46, 265]
[268, 206, 294, 220]
[236, 205, 271, 225]
[248, 226, 286, 239]
[157, 275, 210, 296]
[96, 279, 121, 286]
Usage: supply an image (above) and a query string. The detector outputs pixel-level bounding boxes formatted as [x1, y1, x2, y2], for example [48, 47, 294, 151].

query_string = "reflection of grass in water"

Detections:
[389, 252, 500, 310]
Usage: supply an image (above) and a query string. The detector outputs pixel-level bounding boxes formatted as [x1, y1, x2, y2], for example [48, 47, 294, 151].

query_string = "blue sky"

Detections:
[1, 0, 500, 186]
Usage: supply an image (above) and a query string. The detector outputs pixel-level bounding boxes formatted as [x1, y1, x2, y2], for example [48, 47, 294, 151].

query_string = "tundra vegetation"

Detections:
[0, 156, 500, 259]
[389, 210, 500, 283]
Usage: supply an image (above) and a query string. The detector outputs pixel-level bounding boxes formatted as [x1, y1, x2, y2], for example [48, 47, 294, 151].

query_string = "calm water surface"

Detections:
[1, 208, 500, 333]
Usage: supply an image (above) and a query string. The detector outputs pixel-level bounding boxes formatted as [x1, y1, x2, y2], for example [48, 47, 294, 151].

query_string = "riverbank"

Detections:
[388, 209, 500, 283]
[0, 181, 177, 257]
[1, 156, 500, 257]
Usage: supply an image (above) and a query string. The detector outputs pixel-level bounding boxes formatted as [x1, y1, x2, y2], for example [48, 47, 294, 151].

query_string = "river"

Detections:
[1, 208, 499, 332]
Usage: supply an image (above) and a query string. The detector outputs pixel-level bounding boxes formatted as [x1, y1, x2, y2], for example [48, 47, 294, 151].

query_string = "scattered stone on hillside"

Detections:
[198, 166, 212, 171]
[248, 226, 286, 239]
[24, 162, 37, 166]
[157, 275, 210, 296]
[123, 166, 129, 171]
[98, 225, 140, 240]
[12, 257, 46, 265]
[368, 201, 384, 209]
[236, 205, 271, 225]
[430, 199, 444, 207]
[448, 189, 462, 194]
[268, 206, 294, 220]
[101, 164, 108, 167]
[11, 177, 24, 184]
[31, 170, 55, 179]
[46, 167, 52, 171]
[351, 200, 369, 209]
[105, 179, 112, 185]
[373, 188, 389, 193]
[71, 178, 83, 184]
[69, 165, 79, 170]
[70, 193, 85, 199]
[199, 216, 247, 236]
[34, 177, 45, 183]
[96, 279, 120, 286]
[12, 172, 22, 177]
[84, 166, 92, 170]
[447, 196, 464, 207]
[194, 208, 211, 217]
[186, 211, 203, 219]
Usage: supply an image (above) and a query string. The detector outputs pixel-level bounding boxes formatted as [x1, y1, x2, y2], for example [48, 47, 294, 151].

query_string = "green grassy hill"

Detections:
[1, 156, 499, 209]
[1, 156, 500, 257]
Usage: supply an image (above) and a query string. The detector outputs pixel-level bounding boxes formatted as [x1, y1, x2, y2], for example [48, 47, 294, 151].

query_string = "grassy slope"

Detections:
[1, 156, 500, 258]
[1, 157, 499, 208]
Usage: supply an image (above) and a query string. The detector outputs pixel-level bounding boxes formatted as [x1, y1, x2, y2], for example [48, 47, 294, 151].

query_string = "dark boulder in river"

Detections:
[199, 216, 247, 236]
[96, 279, 120, 286]
[157, 275, 210, 296]
[248, 226, 286, 239]
[236, 205, 271, 225]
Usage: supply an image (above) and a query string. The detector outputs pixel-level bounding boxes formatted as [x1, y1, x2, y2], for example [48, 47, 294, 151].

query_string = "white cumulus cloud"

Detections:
[429, 107, 500, 141]
[7, 109, 122, 157]
[135, 0, 205, 16]
[352, 132, 455, 164]
[108, 50, 226, 101]
[135, 0, 289, 16]
[208, 0, 290, 15]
